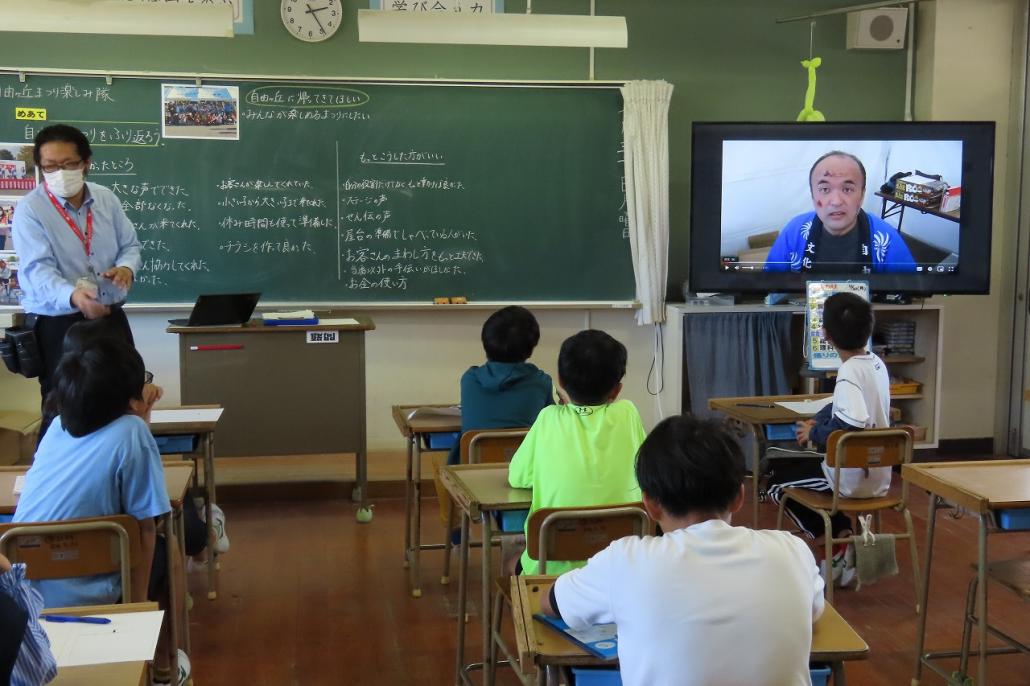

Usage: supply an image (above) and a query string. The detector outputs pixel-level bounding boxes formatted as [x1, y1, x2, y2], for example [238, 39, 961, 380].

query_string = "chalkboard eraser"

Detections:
[433, 297, 450, 305]
[450, 296, 468, 305]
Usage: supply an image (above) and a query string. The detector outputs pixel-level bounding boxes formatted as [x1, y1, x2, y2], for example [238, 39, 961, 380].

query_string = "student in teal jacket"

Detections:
[447, 306, 554, 465]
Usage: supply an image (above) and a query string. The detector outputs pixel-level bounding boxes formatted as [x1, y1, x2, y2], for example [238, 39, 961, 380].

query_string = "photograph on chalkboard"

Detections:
[0, 251, 21, 306]
[0, 143, 37, 194]
[0, 198, 17, 251]
[162, 84, 240, 141]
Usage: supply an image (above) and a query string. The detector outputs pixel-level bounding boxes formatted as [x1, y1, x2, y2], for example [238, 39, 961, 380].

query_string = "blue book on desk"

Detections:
[534, 615, 619, 660]
[263, 318, 319, 326]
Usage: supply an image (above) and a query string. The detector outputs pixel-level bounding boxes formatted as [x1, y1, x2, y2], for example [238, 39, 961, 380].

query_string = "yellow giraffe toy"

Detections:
[797, 57, 826, 122]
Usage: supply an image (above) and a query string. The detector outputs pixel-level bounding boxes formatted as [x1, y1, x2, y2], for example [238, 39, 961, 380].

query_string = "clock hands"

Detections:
[305, 4, 329, 33]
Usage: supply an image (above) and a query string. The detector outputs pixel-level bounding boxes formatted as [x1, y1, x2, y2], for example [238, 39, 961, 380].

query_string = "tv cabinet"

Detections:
[661, 302, 943, 449]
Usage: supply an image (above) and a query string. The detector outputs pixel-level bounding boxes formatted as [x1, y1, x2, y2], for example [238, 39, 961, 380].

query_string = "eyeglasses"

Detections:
[40, 159, 85, 174]
[144, 371, 154, 385]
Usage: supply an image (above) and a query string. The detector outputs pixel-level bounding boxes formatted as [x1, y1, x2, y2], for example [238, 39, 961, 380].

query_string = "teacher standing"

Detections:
[11, 124, 141, 432]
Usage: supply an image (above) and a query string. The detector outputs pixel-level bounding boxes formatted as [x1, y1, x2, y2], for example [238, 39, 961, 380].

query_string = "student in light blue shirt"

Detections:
[13, 334, 168, 609]
[11, 124, 142, 437]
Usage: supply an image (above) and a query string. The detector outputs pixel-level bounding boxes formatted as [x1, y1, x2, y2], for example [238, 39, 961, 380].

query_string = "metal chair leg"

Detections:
[489, 586, 504, 680]
[821, 510, 834, 606]
[775, 492, 788, 530]
[903, 507, 921, 613]
[959, 573, 978, 678]
[441, 507, 454, 585]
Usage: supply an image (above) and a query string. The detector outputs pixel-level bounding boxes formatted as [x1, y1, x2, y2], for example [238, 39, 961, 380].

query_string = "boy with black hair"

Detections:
[13, 332, 190, 684]
[767, 291, 892, 585]
[14, 334, 167, 607]
[508, 329, 645, 575]
[447, 305, 553, 466]
[542, 415, 824, 686]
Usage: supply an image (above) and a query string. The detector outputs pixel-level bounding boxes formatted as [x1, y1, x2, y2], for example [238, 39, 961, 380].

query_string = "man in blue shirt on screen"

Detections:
[764, 151, 916, 274]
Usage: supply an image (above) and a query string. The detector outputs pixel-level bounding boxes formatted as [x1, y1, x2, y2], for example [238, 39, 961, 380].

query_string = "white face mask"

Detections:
[43, 168, 85, 198]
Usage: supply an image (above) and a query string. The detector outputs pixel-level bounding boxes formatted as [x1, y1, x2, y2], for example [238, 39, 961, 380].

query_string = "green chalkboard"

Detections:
[0, 73, 633, 303]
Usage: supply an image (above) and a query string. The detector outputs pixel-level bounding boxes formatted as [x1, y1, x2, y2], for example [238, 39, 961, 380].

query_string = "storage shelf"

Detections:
[883, 355, 925, 364]
[892, 393, 924, 400]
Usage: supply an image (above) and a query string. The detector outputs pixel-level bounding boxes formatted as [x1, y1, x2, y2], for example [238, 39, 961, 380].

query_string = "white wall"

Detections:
[915, 0, 1024, 441]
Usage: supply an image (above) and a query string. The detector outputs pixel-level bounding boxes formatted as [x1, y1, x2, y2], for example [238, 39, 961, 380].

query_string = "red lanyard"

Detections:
[44, 185, 93, 256]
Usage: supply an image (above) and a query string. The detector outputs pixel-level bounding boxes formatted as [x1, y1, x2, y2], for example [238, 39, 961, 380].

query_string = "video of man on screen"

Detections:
[719, 140, 963, 276]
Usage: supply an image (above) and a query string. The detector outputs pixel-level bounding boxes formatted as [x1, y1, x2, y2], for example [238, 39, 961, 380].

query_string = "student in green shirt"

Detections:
[508, 329, 646, 575]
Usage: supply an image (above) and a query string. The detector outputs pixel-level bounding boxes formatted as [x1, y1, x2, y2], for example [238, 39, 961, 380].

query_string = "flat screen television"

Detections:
[689, 121, 995, 295]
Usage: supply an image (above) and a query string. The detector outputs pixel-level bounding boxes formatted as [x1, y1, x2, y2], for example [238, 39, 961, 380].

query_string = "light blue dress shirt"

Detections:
[13, 414, 170, 608]
[0, 563, 58, 686]
[11, 182, 142, 316]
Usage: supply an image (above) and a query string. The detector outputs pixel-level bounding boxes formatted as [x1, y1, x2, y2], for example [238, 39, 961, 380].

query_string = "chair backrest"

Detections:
[527, 504, 652, 573]
[459, 428, 529, 465]
[0, 515, 142, 602]
[825, 428, 914, 470]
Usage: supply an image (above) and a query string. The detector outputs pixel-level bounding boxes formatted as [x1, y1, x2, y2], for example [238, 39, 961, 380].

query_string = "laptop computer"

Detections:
[168, 293, 261, 327]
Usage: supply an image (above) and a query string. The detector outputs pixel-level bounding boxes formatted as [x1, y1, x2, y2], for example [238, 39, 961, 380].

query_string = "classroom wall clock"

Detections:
[281, 0, 342, 42]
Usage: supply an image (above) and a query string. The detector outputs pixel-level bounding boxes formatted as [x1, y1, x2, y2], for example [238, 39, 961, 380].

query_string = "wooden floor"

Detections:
[186, 487, 1029, 686]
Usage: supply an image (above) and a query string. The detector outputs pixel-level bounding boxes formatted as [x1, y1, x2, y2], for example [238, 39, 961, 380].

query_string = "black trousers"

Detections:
[147, 494, 208, 601]
[766, 456, 853, 539]
[30, 306, 134, 441]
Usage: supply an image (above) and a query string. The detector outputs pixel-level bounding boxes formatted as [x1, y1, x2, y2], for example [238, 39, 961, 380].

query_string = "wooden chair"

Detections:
[490, 503, 652, 684]
[0, 515, 144, 603]
[438, 428, 529, 585]
[775, 427, 920, 610]
[959, 557, 1030, 677]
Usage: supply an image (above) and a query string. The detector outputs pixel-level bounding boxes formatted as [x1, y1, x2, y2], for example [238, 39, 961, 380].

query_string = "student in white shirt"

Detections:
[767, 292, 892, 585]
[541, 415, 824, 686]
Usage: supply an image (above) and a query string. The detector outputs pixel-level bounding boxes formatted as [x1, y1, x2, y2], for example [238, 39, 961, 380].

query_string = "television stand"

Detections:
[661, 301, 942, 450]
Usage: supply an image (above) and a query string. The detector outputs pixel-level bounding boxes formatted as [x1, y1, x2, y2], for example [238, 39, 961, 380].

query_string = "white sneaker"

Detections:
[210, 504, 229, 554]
[176, 649, 191, 686]
[198, 502, 230, 554]
[832, 543, 856, 585]
[152, 650, 190, 686]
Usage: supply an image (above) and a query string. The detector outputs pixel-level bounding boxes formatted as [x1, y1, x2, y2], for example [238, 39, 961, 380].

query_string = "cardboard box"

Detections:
[747, 230, 780, 249]
[0, 410, 40, 465]
[940, 186, 961, 213]
[894, 174, 948, 207]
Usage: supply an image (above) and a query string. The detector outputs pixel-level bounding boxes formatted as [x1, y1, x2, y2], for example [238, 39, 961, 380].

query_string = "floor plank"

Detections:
[186, 486, 1029, 685]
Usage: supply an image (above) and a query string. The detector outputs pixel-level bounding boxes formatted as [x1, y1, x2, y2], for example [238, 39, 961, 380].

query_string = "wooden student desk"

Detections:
[45, 601, 159, 686]
[391, 403, 461, 598]
[513, 576, 869, 686]
[150, 405, 222, 600]
[708, 393, 830, 524]
[1, 462, 195, 681]
[903, 460, 1030, 686]
[169, 317, 375, 522]
[440, 463, 532, 686]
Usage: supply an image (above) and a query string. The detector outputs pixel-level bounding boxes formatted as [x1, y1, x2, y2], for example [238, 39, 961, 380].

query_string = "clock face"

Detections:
[281, 0, 342, 42]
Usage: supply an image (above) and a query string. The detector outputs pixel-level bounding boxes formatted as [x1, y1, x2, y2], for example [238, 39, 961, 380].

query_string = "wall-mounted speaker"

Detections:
[846, 8, 908, 50]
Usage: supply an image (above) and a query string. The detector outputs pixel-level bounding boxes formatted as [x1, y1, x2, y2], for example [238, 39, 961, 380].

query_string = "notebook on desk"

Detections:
[535, 614, 619, 660]
[168, 293, 260, 327]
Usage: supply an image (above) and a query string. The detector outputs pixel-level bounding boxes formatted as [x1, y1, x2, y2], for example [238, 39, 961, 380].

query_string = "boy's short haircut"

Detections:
[481, 306, 541, 363]
[635, 415, 745, 518]
[822, 292, 874, 351]
[61, 318, 133, 355]
[54, 335, 145, 438]
[558, 329, 627, 405]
